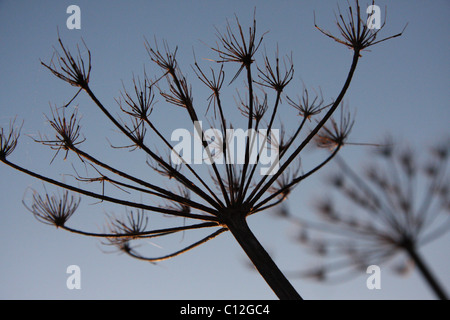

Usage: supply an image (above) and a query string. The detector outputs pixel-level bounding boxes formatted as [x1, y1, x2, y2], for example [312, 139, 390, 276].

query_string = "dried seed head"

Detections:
[255, 49, 294, 93]
[303, 267, 326, 282]
[34, 106, 85, 163]
[212, 11, 267, 83]
[238, 93, 268, 122]
[159, 72, 193, 110]
[267, 164, 301, 200]
[0, 118, 22, 160]
[119, 74, 155, 121]
[106, 209, 149, 239]
[328, 173, 345, 189]
[373, 136, 395, 158]
[398, 149, 415, 177]
[163, 186, 192, 215]
[300, 140, 450, 284]
[314, 0, 406, 55]
[193, 62, 225, 118]
[41, 36, 91, 88]
[25, 190, 80, 228]
[315, 107, 354, 150]
[431, 142, 450, 160]
[147, 152, 182, 180]
[287, 88, 331, 121]
[145, 39, 178, 76]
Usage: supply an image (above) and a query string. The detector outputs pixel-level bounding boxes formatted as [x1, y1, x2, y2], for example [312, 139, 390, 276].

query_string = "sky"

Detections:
[0, 0, 449, 300]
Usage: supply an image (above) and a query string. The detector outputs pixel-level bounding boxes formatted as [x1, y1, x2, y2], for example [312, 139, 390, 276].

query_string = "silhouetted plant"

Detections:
[0, 1, 403, 299]
[283, 138, 449, 299]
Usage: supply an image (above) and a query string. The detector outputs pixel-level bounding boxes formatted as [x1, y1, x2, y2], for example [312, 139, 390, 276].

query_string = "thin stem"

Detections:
[143, 118, 225, 207]
[279, 116, 308, 159]
[237, 64, 255, 203]
[83, 86, 222, 209]
[216, 94, 237, 203]
[2, 158, 218, 222]
[71, 145, 217, 215]
[62, 221, 218, 238]
[166, 69, 232, 207]
[248, 50, 360, 207]
[254, 144, 341, 212]
[127, 228, 227, 262]
[242, 90, 282, 200]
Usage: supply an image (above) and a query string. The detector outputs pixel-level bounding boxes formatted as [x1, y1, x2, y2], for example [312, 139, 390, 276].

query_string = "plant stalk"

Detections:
[227, 216, 302, 300]
[405, 244, 448, 300]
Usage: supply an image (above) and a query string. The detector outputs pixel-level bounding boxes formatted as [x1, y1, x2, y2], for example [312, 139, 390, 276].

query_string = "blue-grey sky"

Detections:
[0, 0, 449, 299]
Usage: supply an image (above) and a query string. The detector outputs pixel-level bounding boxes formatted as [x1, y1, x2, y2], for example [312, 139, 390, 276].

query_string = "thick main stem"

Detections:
[226, 216, 302, 300]
[405, 244, 448, 300]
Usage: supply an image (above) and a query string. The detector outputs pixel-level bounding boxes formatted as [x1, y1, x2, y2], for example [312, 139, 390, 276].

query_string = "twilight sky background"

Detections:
[0, 0, 449, 299]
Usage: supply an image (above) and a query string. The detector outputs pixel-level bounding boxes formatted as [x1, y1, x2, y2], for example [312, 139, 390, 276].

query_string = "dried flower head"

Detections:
[145, 39, 178, 77]
[287, 88, 332, 121]
[0, 117, 22, 160]
[106, 209, 149, 239]
[314, 0, 406, 54]
[265, 122, 290, 155]
[147, 152, 182, 180]
[41, 35, 91, 107]
[193, 62, 225, 118]
[24, 189, 80, 228]
[118, 74, 155, 121]
[238, 93, 269, 122]
[268, 162, 302, 200]
[213, 11, 267, 83]
[255, 49, 294, 93]
[158, 72, 193, 110]
[315, 107, 354, 150]
[162, 187, 192, 215]
[35, 106, 85, 163]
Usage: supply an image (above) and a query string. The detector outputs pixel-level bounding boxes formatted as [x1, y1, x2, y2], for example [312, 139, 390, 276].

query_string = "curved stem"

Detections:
[2, 158, 218, 222]
[127, 228, 227, 262]
[248, 50, 360, 207]
[62, 221, 218, 238]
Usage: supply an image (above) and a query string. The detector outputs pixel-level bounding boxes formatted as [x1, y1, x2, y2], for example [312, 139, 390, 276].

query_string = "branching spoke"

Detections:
[142, 118, 225, 206]
[247, 51, 360, 207]
[70, 145, 217, 215]
[83, 87, 223, 209]
[61, 221, 219, 238]
[125, 228, 227, 263]
[3, 159, 218, 222]
[254, 145, 341, 212]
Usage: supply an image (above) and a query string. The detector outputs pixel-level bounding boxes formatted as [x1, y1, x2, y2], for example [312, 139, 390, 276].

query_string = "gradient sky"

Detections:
[0, 0, 449, 300]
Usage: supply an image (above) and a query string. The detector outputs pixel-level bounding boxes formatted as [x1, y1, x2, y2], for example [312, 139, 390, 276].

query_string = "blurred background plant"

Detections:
[279, 137, 449, 299]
